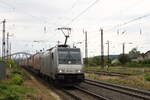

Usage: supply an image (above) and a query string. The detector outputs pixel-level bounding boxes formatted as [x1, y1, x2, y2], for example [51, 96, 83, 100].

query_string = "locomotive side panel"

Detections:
[41, 48, 58, 79]
[51, 49, 59, 79]
[39, 48, 59, 79]
[40, 51, 52, 76]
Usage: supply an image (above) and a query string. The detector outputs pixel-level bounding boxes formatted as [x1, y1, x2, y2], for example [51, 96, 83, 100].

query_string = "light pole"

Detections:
[83, 29, 88, 66]
[106, 40, 110, 68]
[122, 42, 133, 55]
[6, 33, 13, 59]
[100, 28, 104, 68]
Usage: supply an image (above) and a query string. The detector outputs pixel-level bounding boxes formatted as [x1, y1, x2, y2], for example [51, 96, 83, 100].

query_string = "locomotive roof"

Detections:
[46, 44, 80, 52]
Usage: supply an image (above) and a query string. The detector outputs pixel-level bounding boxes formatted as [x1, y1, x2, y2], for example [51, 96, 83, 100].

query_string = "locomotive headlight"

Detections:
[58, 69, 65, 73]
[78, 70, 81, 73]
[59, 69, 62, 73]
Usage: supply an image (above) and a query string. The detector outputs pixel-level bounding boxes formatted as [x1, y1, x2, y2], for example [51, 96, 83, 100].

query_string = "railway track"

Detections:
[74, 85, 109, 100]
[24, 68, 150, 100]
[85, 70, 132, 77]
[79, 79, 150, 100]
[24, 68, 109, 100]
[61, 86, 109, 100]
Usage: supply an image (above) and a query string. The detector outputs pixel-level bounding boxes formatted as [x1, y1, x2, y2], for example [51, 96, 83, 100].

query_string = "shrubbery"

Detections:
[10, 74, 25, 85]
[7, 67, 25, 85]
[127, 59, 150, 67]
[0, 59, 16, 68]
[118, 54, 131, 65]
[87, 56, 101, 66]
[0, 64, 32, 100]
[126, 61, 142, 67]
[0, 84, 30, 100]
[6, 59, 16, 68]
[84, 56, 110, 67]
[140, 59, 150, 65]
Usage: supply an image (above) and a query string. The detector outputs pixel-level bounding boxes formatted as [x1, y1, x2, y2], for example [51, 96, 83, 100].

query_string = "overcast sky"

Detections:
[0, 0, 150, 57]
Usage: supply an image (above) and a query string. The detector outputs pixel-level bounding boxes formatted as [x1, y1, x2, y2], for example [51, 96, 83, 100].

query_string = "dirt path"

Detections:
[22, 69, 61, 100]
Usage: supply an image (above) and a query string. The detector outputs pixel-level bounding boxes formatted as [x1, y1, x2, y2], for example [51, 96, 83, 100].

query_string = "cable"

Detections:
[0, 0, 40, 20]
[118, 13, 150, 27]
[71, 0, 79, 9]
[0, 0, 15, 9]
[0, 0, 57, 26]
[66, 0, 100, 26]
[105, 12, 150, 31]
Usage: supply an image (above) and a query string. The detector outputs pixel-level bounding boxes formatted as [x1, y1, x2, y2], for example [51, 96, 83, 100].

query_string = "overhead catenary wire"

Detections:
[71, 0, 79, 9]
[118, 13, 150, 27]
[0, 0, 61, 42]
[66, 0, 100, 26]
[105, 12, 150, 32]
[0, 0, 59, 27]
[0, 0, 15, 9]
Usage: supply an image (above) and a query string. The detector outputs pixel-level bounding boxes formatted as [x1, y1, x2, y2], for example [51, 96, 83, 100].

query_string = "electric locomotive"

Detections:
[40, 45, 84, 85]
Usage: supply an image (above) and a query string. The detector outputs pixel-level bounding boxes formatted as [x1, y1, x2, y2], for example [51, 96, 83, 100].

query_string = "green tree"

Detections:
[84, 56, 101, 66]
[118, 54, 131, 64]
[84, 58, 89, 66]
[129, 48, 141, 59]
[92, 56, 101, 66]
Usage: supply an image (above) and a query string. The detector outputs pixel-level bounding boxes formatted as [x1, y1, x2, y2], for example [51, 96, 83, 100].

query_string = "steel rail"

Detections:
[74, 85, 110, 100]
[61, 89, 81, 100]
[85, 70, 132, 77]
[85, 79, 150, 100]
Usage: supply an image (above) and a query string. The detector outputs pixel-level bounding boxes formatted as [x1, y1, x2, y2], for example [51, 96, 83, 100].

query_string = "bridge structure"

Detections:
[4, 52, 33, 63]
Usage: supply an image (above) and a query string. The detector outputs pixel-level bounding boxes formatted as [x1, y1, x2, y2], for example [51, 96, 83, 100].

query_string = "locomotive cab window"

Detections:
[58, 48, 81, 64]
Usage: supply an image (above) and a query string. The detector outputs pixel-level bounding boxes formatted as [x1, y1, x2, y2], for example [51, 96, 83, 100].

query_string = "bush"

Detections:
[127, 59, 150, 67]
[118, 54, 131, 64]
[0, 66, 32, 100]
[141, 59, 150, 65]
[126, 61, 142, 67]
[12, 68, 22, 75]
[0, 84, 31, 100]
[5, 59, 16, 68]
[10, 74, 25, 85]
[7, 67, 25, 85]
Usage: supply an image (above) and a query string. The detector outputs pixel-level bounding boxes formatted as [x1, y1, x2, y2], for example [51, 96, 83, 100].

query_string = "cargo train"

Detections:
[20, 45, 85, 85]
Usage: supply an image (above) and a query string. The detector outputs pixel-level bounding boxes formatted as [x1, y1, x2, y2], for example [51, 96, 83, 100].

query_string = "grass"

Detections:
[0, 67, 33, 100]
[144, 73, 150, 81]
[86, 73, 150, 90]
[85, 66, 150, 90]
[0, 83, 32, 100]
[84, 66, 150, 75]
